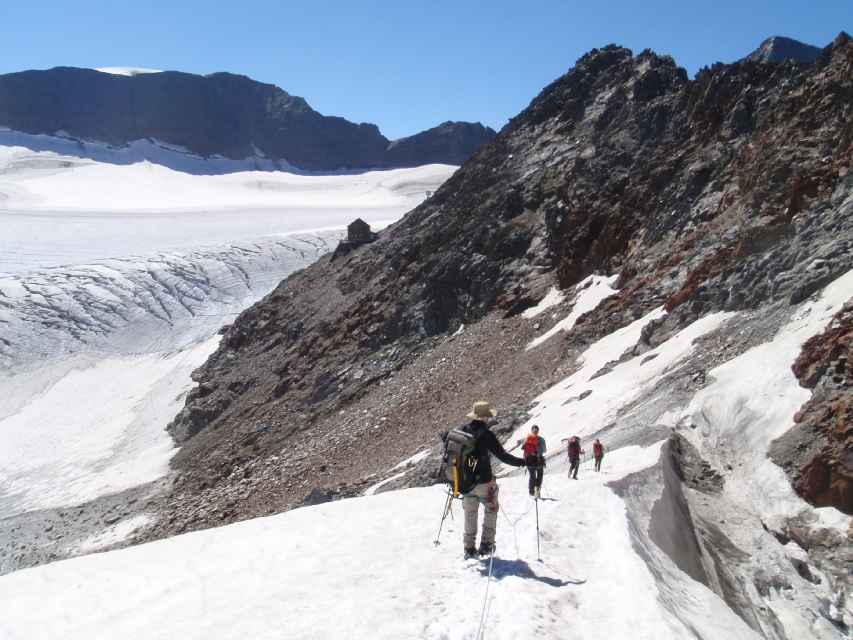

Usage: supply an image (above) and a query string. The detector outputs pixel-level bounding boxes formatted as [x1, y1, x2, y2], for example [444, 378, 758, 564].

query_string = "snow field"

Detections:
[0, 337, 220, 515]
[0, 128, 281, 175]
[0, 143, 456, 519]
[0, 140, 454, 213]
[75, 515, 154, 553]
[0, 444, 757, 640]
[517, 291, 734, 449]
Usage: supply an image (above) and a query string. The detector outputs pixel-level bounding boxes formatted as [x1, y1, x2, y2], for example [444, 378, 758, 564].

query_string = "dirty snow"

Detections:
[363, 472, 408, 496]
[683, 269, 853, 527]
[526, 275, 619, 350]
[521, 286, 565, 319]
[393, 449, 432, 470]
[76, 515, 153, 553]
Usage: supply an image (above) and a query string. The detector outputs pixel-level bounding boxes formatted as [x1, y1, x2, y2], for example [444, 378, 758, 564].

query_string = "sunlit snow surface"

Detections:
[0, 340, 218, 513]
[0, 139, 456, 517]
[0, 446, 761, 640]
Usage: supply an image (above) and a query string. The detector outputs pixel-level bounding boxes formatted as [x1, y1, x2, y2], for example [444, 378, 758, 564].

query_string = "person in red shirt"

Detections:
[593, 438, 605, 472]
[564, 436, 584, 479]
[518, 425, 546, 497]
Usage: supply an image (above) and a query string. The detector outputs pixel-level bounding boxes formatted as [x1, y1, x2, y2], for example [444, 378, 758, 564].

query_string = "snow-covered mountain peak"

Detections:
[94, 66, 163, 76]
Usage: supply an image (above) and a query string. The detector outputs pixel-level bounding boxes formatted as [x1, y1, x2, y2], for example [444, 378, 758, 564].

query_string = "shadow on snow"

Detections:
[479, 558, 586, 587]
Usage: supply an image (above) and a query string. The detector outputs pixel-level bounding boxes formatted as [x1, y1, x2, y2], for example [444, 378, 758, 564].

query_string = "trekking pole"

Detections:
[535, 496, 541, 561]
[433, 489, 454, 545]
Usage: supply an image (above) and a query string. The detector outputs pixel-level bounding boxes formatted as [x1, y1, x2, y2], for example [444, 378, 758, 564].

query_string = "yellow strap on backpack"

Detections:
[451, 461, 460, 498]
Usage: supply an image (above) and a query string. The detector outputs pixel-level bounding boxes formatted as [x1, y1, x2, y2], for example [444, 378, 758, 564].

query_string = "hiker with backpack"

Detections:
[441, 401, 528, 559]
[564, 436, 584, 479]
[518, 425, 546, 497]
[593, 438, 605, 472]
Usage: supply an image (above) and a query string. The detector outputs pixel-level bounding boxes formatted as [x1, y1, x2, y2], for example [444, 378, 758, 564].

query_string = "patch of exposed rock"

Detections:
[771, 302, 853, 514]
[668, 432, 725, 493]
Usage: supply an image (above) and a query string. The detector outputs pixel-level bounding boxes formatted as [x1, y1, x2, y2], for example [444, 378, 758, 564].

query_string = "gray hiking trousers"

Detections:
[462, 479, 499, 549]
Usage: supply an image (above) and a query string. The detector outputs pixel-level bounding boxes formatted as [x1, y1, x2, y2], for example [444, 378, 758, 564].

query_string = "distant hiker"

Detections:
[593, 438, 605, 472]
[565, 436, 584, 479]
[443, 401, 527, 559]
[518, 425, 546, 497]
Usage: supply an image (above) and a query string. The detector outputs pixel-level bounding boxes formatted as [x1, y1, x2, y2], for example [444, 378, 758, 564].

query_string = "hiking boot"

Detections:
[478, 542, 495, 556]
[464, 547, 478, 560]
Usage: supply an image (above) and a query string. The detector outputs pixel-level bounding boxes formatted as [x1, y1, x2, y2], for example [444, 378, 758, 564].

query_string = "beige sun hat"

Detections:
[467, 401, 497, 420]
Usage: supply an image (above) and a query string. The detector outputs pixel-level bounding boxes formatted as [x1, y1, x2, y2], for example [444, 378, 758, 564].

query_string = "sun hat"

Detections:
[467, 401, 497, 420]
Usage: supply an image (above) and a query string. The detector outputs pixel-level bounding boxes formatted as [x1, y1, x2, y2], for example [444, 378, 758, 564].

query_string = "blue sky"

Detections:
[2, 1, 849, 139]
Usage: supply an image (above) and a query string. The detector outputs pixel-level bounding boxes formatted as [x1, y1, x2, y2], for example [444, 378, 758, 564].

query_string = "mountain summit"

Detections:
[744, 35, 823, 63]
[0, 67, 495, 171]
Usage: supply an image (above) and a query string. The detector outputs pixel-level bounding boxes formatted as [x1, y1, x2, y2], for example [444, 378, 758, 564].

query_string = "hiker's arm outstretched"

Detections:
[485, 433, 526, 467]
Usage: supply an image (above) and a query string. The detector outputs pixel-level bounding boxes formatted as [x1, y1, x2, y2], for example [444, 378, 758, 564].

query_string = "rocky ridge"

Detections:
[136, 34, 853, 636]
[0, 68, 495, 171]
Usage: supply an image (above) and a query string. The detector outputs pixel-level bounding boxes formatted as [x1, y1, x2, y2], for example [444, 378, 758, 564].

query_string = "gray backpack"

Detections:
[441, 427, 480, 497]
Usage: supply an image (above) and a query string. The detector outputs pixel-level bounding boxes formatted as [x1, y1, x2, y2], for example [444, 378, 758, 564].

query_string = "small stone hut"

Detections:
[347, 218, 372, 244]
[332, 218, 378, 260]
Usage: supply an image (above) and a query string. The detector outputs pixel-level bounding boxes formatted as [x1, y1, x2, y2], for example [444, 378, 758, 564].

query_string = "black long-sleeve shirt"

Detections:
[462, 420, 526, 484]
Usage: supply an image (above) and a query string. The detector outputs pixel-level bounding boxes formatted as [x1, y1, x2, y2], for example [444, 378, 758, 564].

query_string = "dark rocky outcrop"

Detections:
[771, 302, 853, 514]
[0, 68, 495, 171]
[146, 33, 853, 542]
[668, 432, 724, 494]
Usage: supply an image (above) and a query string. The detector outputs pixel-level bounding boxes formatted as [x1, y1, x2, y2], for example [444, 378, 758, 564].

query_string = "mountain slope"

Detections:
[163, 31, 852, 507]
[134, 32, 853, 636]
[0, 67, 495, 171]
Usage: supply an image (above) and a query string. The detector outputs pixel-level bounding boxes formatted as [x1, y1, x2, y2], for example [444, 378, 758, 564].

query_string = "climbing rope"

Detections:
[475, 548, 496, 640]
[499, 502, 533, 558]
[475, 497, 544, 638]
[472, 499, 530, 640]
